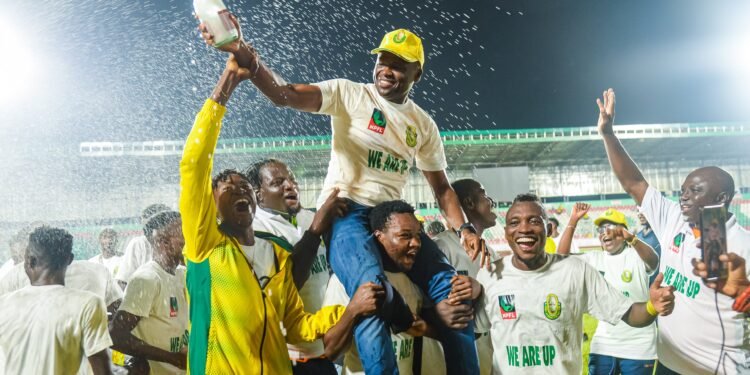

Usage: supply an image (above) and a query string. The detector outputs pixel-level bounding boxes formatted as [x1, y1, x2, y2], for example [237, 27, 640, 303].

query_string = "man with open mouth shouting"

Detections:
[475, 193, 675, 374]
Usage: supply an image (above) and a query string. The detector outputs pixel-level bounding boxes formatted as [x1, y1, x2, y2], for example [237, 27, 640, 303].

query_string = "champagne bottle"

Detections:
[194, 0, 239, 48]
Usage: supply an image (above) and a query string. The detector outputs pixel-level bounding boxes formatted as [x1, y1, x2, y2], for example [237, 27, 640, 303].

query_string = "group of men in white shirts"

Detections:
[1, 18, 750, 375]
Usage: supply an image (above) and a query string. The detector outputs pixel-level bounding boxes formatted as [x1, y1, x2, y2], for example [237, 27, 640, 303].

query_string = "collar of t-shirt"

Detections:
[260, 207, 297, 227]
[507, 253, 553, 274]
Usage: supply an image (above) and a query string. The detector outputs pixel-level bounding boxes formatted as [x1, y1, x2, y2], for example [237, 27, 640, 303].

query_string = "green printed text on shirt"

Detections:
[310, 254, 328, 275]
[392, 337, 414, 361]
[367, 149, 409, 175]
[663, 265, 700, 299]
[505, 345, 556, 367]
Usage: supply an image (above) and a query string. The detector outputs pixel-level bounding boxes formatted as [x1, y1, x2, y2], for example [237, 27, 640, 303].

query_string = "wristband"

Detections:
[732, 286, 750, 313]
[646, 300, 658, 316]
[458, 223, 477, 238]
[627, 236, 638, 247]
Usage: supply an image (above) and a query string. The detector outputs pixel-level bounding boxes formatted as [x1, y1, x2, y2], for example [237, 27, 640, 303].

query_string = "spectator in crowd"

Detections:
[90, 228, 122, 277]
[199, 16, 485, 374]
[598, 88, 750, 374]
[179, 45, 380, 374]
[110, 211, 188, 374]
[323, 200, 472, 375]
[0, 229, 31, 280]
[558, 203, 660, 374]
[431, 178, 497, 374]
[0, 226, 113, 375]
[425, 221, 446, 238]
[247, 158, 346, 374]
[115, 203, 171, 288]
[544, 217, 560, 254]
[475, 193, 675, 374]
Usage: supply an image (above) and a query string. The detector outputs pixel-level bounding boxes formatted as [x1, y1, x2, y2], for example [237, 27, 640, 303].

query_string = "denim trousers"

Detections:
[588, 353, 656, 375]
[327, 201, 479, 374]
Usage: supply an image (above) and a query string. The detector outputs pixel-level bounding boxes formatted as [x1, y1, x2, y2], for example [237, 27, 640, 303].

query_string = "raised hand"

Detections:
[570, 202, 591, 223]
[463, 233, 491, 270]
[692, 253, 749, 298]
[197, 13, 244, 54]
[309, 188, 348, 236]
[605, 225, 635, 244]
[649, 273, 676, 316]
[596, 88, 616, 135]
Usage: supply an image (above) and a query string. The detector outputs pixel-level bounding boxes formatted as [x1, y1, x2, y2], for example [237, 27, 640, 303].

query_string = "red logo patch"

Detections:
[368, 108, 386, 134]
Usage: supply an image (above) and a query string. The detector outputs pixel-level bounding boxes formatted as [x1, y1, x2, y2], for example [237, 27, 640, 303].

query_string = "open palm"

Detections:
[596, 88, 616, 134]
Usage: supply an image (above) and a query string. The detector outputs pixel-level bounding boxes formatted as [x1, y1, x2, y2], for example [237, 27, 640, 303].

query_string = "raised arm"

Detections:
[597, 89, 649, 205]
[291, 188, 347, 289]
[423, 170, 488, 267]
[198, 14, 323, 112]
[180, 58, 247, 262]
[557, 202, 590, 255]
[619, 227, 659, 272]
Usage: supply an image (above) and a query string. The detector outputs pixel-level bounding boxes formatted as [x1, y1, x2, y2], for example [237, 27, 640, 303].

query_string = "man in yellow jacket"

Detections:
[180, 49, 384, 373]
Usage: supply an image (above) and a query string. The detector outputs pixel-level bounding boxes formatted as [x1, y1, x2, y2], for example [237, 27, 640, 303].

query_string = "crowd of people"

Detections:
[0, 14, 749, 375]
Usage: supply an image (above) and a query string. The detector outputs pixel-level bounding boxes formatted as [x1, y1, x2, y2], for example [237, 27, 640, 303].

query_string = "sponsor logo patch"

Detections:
[499, 294, 517, 320]
[368, 108, 387, 134]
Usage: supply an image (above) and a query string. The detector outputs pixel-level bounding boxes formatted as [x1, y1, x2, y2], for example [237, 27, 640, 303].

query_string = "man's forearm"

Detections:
[438, 189, 468, 231]
[323, 308, 358, 360]
[622, 302, 657, 328]
[632, 238, 659, 272]
[556, 219, 579, 255]
[112, 333, 176, 365]
[602, 134, 649, 204]
[210, 68, 242, 106]
[291, 231, 322, 289]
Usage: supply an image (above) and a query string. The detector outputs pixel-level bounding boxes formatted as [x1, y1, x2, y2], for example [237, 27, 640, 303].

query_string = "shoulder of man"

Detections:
[255, 231, 294, 253]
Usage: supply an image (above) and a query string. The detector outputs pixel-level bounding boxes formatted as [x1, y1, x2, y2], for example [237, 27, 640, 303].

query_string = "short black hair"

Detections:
[141, 203, 171, 221]
[212, 169, 250, 190]
[451, 179, 482, 202]
[511, 193, 548, 219]
[245, 159, 283, 190]
[27, 226, 73, 271]
[370, 200, 416, 232]
[426, 221, 446, 236]
[549, 217, 560, 227]
[99, 228, 117, 240]
[144, 211, 181, 243]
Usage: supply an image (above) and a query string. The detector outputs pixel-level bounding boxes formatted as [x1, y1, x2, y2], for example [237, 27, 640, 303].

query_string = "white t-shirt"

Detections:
[431, 230, 494, 375]
[254, 208, 330, 360]
[475, 254, 632, 374]
[324, 273, 423, 375]
[0, 259, 14, 280]
[239, 238, 277, 282]
[0, 260, 123, 306]
[640, 186, 750, 374]
[579, 248, 657, 360]
[313, 79, 447, 207]
[0, 285, 112, 374]
[115, 235, 153, 283]
[89, 254, 122, 277]
[119, 261, 188, 375]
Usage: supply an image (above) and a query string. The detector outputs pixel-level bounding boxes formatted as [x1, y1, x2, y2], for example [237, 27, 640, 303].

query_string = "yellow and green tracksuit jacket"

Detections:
[180, 99, 345, 374]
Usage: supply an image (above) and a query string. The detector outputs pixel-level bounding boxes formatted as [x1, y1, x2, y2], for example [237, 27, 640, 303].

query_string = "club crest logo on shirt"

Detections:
[368, 108, 387, 134]
[671, 232, 685, 254]
[170, 296, 178, 317]
[543, 293, 562, 320]
[405, 125, 418, 147]
[621, 270, 633, 283]
[498, 294, 517, 320]
[393, 30, 407, 44]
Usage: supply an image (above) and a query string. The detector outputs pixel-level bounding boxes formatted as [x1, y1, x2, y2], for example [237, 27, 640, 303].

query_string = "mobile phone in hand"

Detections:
[700, 204, 729, 281]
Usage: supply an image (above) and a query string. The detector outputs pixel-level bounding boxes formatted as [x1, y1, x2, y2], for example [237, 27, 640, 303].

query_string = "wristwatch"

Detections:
[458, 223, 477, 237]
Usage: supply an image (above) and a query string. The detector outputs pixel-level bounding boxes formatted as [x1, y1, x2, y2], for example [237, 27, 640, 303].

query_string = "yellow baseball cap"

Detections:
[371, 29, 425, 68]
[414, 213, 426, 223]
[594, 208, 629, 229]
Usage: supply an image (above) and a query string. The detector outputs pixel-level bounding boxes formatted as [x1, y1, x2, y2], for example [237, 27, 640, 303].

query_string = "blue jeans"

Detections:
[588, 353, 655, 375]
[327, 201, 479, 375]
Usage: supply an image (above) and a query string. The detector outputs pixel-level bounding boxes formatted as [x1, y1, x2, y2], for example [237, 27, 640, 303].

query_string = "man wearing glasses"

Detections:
[558, 205, 660, 375]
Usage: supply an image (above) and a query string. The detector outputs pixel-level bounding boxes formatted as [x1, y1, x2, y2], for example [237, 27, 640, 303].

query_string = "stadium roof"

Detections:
[80, 122, 750, 176]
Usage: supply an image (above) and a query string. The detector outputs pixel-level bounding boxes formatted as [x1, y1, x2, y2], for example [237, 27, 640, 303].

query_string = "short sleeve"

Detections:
[639, 186, 681, 239]
[313, 79, 348, 116]
[118, 273, 158, 318]
[415, 118, 447, 172]
[81, 296, 113, 357]
[322, 276, 350, 308]
[104, 272, 123, 306]
[582, 260, 632, 325]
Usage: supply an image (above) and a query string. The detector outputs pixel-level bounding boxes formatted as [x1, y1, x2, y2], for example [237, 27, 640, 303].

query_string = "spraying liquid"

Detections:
[194, 0, 239, 48]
